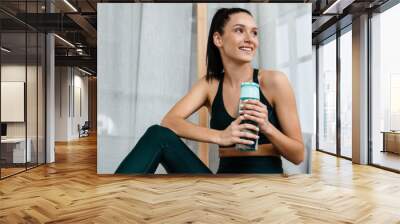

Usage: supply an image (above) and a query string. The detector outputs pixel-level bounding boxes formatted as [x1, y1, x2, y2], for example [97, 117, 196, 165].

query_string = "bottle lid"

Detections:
[240, 82, 259, 100]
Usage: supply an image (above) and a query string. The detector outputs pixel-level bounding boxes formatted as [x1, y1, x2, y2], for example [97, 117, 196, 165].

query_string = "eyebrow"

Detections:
[233, 24, 258, 30]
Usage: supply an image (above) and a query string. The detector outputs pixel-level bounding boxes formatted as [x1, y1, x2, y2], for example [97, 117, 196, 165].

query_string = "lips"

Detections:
[239, 46, 253, 53]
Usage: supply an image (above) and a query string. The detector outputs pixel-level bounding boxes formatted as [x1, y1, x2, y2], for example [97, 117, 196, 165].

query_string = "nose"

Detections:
[244, 31, 251, 41]
[244, 30, 256, 43]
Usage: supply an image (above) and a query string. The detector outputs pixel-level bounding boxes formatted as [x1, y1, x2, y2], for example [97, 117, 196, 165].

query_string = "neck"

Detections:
[223, 62, 253, 88]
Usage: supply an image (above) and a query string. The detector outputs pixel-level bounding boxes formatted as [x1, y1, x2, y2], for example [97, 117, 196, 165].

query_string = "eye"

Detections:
[234, 28, 244, 33]
[252, 31, 258, 36]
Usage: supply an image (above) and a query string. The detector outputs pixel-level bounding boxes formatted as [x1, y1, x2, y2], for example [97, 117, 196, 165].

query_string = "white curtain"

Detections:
[98, 3, 197, 174]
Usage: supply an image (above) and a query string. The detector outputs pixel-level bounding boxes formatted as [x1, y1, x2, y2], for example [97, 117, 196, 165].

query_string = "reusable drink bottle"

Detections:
[236, 82, 260, 151]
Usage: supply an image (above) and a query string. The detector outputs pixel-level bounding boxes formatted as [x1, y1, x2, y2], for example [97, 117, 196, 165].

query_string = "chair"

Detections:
[79, 121, 90, 138]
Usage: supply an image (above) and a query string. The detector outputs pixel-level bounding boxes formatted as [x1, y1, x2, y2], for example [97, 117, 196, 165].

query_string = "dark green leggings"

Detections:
[115, 125, 283, 174]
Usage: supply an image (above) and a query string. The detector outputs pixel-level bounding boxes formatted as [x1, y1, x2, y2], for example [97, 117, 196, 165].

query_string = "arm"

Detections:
[160, 77, 221, 144]
[263, 72, 304, 164]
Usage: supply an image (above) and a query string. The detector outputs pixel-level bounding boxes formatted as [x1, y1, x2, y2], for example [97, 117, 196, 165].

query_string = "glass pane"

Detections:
[26, 0, 39, 170]
[38, 32, 45, 165]
[27, 31, 38, 169]
[1, 30, 27, 177]
[371, 3, 400, 171]
[318, 38, 337, 154]
[340, 29, 352, 158]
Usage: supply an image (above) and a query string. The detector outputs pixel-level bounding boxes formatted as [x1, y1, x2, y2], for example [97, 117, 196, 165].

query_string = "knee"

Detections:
[145, 124, 178, 141]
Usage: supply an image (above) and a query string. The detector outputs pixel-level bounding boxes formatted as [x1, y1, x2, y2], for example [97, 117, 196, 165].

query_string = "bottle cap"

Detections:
[240, 82, 259, 100]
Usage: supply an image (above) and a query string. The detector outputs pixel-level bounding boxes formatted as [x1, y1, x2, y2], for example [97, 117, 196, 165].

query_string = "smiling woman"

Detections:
[114, 7, 304, 175]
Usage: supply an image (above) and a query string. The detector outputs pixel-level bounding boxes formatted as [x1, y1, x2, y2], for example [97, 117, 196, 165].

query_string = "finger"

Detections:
[238, 131, 259, 140]
[243, 114, 263, 124]
[234, 137, 254, 145]
[242, 103, 264, 113]
[233, 115, 244, 125]
[244, 100, 267, 110]
[238, 123, 259, 132]
[253, 100, 267, 109]
[240, 109, 266, 119]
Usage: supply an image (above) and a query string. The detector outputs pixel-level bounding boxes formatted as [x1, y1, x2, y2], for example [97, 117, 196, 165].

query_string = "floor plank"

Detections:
[1, 135, 400, 223]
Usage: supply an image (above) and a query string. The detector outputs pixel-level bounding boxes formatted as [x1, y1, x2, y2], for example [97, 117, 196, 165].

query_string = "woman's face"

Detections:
[214, 12, 259, 63]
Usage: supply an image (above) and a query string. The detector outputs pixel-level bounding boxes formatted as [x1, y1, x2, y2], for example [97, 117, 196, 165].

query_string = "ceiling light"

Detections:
[63, 0, 78, 12]
[54, 34, 75, 48]
[1, 47, 11, 53]
[78, 67, 93, 76]
[322, 0, 354, 15]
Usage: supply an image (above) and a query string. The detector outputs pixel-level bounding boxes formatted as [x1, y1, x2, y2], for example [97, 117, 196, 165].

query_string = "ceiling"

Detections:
[0, 0, 394, 75]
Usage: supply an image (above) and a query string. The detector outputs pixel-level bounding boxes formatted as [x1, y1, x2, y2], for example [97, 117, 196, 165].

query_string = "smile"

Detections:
[239, 46, 253, 53]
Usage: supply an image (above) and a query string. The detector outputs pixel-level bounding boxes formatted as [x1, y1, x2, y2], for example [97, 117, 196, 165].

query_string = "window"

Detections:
[371, 2, 400, 171]
[340, 29, 352, 158]
[318, 37, 337, 154]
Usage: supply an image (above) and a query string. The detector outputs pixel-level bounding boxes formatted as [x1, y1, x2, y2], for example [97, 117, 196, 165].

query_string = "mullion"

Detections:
[336, 30, 341, 157]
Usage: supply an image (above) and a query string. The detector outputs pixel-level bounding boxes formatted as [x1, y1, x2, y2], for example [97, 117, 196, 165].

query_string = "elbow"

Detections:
[160, 116, 170, 128]
[292, 145, 305, 165]
[293, 154, 304, 165]
[160, 116, 179, 134]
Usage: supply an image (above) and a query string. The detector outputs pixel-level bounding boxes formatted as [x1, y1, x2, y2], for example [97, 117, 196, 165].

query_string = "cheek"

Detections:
[254, 39, 259, 48]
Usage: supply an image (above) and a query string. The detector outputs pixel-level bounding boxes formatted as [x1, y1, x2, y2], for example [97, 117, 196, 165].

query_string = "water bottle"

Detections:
[236, 82, 260, 151]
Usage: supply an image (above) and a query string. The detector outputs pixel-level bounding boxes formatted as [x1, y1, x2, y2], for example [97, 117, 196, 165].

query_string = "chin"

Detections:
[237, 56, 254, 63]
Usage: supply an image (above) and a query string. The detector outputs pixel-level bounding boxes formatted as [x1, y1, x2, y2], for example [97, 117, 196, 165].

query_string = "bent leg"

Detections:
[115, 125, 164, 174]
[159, 127, 212, 174]
[115, 125, 212, 174]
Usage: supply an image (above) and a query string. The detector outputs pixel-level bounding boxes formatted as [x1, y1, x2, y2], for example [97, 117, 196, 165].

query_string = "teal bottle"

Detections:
[236, 82, 260, 151]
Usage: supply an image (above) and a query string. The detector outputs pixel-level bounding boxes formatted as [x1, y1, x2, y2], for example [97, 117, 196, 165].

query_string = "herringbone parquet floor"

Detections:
[1, 134, 400, 223]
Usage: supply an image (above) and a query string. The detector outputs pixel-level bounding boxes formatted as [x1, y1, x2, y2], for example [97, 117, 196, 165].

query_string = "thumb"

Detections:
[234, 115, 243, 125]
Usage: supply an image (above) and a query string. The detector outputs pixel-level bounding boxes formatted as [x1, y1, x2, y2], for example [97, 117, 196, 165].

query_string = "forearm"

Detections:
[263, 124, 304, 165]
[161, 117, 220, 145]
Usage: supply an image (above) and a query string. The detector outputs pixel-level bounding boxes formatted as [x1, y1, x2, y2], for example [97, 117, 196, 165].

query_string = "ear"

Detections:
[213, 32, 223, 48]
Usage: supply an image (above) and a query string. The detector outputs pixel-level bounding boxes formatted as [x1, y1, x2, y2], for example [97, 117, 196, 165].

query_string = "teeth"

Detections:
[239, 47, 252, 52]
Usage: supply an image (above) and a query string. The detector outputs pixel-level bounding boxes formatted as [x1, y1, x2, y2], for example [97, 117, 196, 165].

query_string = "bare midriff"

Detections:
[219, 144, 280, 157]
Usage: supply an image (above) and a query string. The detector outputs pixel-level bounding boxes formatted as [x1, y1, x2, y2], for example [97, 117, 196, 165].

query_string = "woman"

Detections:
[115, 7, 304, 174]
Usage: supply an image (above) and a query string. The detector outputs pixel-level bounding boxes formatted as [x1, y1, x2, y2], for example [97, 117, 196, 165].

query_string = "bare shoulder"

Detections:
[258, 69, 289, 89]
[195, 76, 219, 108]
[258, 69, 291, 105]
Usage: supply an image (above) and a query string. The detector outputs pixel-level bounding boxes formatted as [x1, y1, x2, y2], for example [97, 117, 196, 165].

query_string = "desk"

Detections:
[1, 138, 31, 163]
[381, 131, 400, 154]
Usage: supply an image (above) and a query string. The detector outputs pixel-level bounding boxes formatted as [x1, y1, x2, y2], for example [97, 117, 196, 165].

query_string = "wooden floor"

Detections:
[1, 135, 400, 223]
[0, 167, 26, 178]
[372, 151, 400, 171]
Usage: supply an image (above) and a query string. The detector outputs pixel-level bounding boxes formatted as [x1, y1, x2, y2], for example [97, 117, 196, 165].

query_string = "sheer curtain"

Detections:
[98, 4, 197, 174]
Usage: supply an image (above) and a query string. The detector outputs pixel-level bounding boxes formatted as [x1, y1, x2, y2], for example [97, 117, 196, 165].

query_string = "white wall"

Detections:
[55, 67, 89, 141]
[1, 63, 46, 164]
[1, 65, 38, 138]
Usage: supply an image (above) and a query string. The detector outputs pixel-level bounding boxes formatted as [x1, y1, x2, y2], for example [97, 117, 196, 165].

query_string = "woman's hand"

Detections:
[239, 99, 271, 135]
[217, 115, 259, 147]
